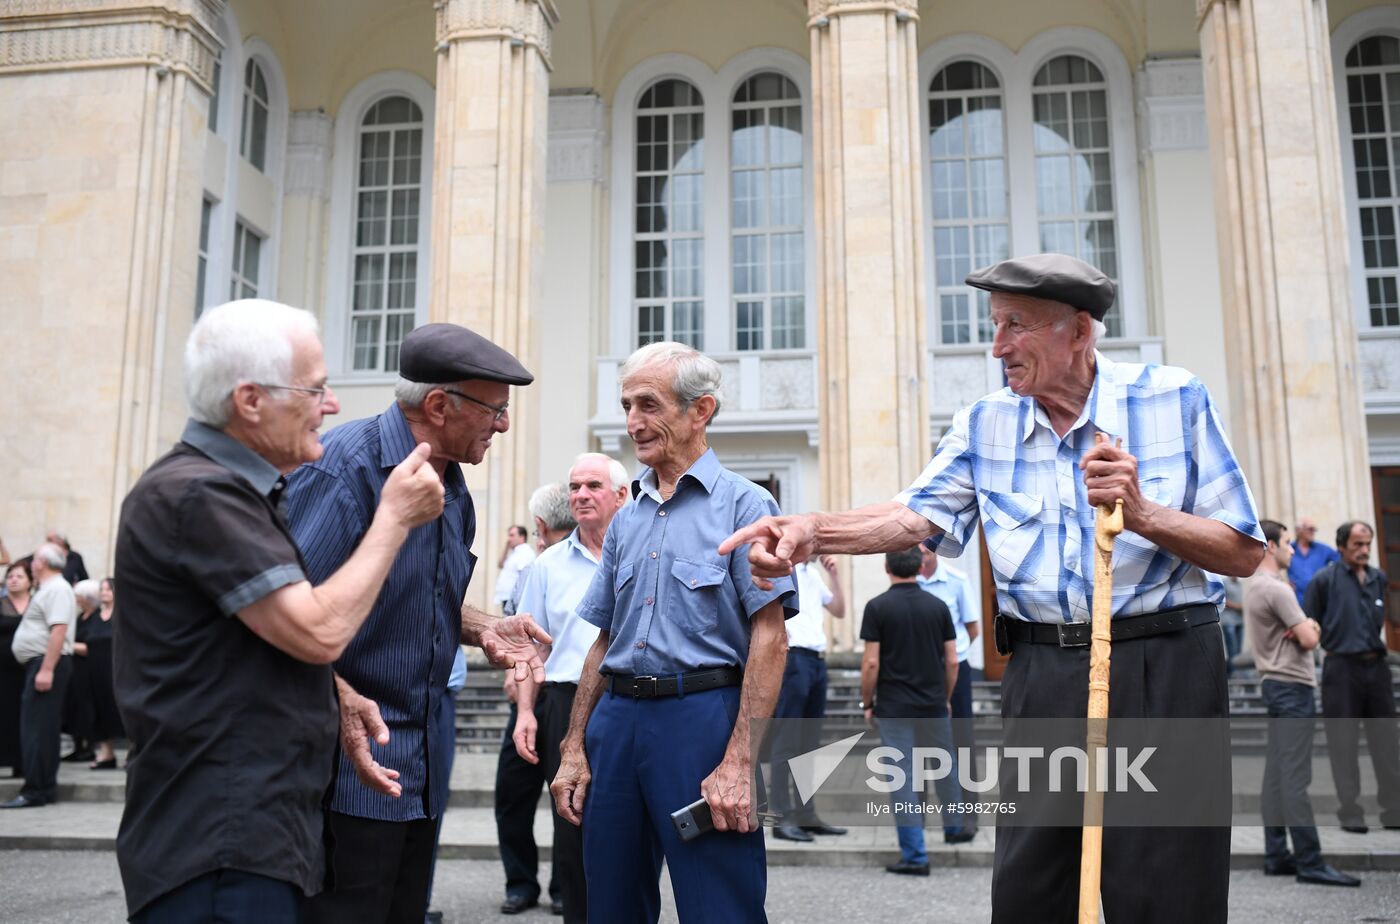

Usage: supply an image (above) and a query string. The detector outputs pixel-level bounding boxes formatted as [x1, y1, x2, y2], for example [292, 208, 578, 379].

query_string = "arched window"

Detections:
[1031, 54, 1120, 335]
[240, 60, 270, 171]
[731, 72, 804, 351]
[1344, 34, 1400, 328]
[929, 61, 1008, 344]
[350, 95, 425, 373]
[634, 78, 705, 348]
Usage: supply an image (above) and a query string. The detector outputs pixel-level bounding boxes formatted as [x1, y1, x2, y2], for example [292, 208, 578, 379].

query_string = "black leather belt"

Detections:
[606, 666, 743, 698]
[1335, 650, 1386, 663]
[789, 647, 824, 660]
[997, 603, 1219, 652]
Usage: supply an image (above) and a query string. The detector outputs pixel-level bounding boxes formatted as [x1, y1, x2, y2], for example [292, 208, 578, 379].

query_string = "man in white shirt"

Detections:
[511, 453, 630, 924]
[918, 546, 979, 833]
[495, 525, 536, 609]
[4, 542, 77, 808]
[769, 554, 846, 842]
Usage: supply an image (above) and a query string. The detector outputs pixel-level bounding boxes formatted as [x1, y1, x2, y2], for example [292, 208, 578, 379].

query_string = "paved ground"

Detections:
[3, 849, 1400, 923]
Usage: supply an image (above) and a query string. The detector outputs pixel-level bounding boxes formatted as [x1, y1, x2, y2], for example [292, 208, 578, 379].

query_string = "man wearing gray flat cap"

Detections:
[284, 322, 550, 923]
[723, 252, 1264, 923]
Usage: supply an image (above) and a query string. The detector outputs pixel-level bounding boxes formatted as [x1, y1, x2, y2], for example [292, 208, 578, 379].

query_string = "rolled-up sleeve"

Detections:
[576, 517, 621, 632]
[176, 480, 306, 618]
[729, 494, 797, 620]
[895, 406, 980, 557]
[1186, 380, 1265, 544]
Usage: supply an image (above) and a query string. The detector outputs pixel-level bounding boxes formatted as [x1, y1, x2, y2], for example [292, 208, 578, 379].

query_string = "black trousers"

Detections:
[130, 869, 302, 924]
[1260, 679, 1322, 868]
[19, 655, 71, 802]
[1320, 653, 1400, 826]
[949, 657, 978, 821]
[768, 648, 828, 821]
[990, 622, 1230, 924]
[303, 813, 437, 924]
[539, 683, 586, 924]
[495, 704, 559, 903]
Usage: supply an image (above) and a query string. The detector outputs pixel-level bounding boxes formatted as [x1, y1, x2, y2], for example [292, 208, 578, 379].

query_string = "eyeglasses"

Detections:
[259, 383, 331, 403]
[441, 388, 509, 423]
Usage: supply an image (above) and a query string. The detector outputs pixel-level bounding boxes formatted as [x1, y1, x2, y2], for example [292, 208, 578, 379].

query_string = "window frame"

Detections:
[229, 218, 264, 300]
[919, 30, 1148, 345]
[1333, 9, 1400, 332]
[608, 51, 815, 358]
[323, 71, 436, 380]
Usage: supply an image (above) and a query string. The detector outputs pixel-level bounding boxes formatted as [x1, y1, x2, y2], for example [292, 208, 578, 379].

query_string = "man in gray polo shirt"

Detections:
[3, 542, 77, 808]
[1245, 519, 1356, 886]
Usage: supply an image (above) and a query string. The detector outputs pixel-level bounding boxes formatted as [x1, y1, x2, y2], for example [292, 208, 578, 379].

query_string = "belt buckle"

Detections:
[1056, 623, 1090, 648]
[632, 675, 659, 697]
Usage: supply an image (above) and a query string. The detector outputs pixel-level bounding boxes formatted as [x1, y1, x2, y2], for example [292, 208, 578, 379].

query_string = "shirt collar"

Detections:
[181, 418, 283, 497]
[377, 402, 466, 497]
[631, 447, 722, 501]
[1020, 350, 1119, 444]
[563, 528, 600, 565]
[918, 568, 950, 586]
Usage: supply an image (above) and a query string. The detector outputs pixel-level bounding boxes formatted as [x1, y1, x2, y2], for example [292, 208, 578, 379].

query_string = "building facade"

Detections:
[2, 0, 1397, 656]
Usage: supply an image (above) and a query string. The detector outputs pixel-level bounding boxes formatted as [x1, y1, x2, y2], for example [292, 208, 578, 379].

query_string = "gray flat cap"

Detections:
[964, 253, 1116, 321]
[399, 323, 534, 386]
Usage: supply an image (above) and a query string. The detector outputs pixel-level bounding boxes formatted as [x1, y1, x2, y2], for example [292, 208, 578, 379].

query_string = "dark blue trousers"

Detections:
[130, 869, 301, 924]
[583, 686, 766, 924]
[768, 648, 828, 821]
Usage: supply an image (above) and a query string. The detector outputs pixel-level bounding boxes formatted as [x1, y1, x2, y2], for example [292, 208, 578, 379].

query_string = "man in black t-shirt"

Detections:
[860, 546, 970, 876]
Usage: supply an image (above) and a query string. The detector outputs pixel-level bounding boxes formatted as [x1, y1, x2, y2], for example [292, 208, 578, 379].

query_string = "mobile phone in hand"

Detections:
[670, 797, 714, 842]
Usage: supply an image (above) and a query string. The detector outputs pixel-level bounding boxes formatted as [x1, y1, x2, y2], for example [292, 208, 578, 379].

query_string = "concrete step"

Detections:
[4, 801, 1400, 871]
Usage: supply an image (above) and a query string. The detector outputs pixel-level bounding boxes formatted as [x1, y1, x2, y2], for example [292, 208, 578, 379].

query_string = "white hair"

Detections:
[393, 376, 438, 409]
[528, 482, 576, 533]
[185, 299, 321, 427]
[34, 543, 66, 570]
[618, 341, 722, 425]
[1050, 307, 1108, 348]
[73, 579, 100, 606]
[573, 452, 630, 492]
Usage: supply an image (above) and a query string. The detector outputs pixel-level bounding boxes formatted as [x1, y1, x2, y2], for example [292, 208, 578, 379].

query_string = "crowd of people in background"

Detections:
[0, 535, 124, 808]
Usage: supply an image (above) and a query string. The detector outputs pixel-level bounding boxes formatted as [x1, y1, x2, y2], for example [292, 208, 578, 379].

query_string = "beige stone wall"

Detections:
[0, 56, 212, 571]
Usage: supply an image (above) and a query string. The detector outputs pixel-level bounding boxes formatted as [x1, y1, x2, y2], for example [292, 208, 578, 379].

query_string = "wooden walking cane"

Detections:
[1078, 453, 1124, 924]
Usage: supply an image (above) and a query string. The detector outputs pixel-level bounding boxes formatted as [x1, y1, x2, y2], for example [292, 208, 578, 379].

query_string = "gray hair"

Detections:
[393, 376, 437, 409]
[573, 452, 630, 493]
[34, 543, 66, 570]
[618, 341, 722, 425]
[528, 482, 576, 533]
[1050, 307, 1108, 347]
[73, 579, 100, 606]
[185, 299, 321, 427]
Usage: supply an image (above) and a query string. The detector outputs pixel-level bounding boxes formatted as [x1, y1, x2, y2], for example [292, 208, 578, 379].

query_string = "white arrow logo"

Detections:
[788, 732, 865, 805]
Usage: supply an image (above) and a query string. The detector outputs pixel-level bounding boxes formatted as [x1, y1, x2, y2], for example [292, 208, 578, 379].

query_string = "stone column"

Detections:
[1198, 0, 1374, 531]
[432, 0, 558, 607]
[0, 0, 221, 569]
[280, 109, 333, 315]
[809, 0, 929, 651]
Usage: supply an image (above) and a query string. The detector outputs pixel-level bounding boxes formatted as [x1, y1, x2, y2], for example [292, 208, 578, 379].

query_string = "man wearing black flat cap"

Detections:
[723, 253, 1265, 923]
[284, 322, 551, 923]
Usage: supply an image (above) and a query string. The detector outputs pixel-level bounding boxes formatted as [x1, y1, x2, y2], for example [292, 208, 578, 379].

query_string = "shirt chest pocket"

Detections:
[978, 491, 1045, 585]
[668, 557, 726, 632]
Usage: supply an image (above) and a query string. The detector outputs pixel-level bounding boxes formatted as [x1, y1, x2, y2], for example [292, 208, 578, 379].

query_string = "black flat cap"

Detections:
[399, 323, 534, 386]
[964, 253, 1116, 321]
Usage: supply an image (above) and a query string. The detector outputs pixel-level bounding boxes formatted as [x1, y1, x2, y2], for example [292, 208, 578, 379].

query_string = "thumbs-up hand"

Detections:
[381, 442, 444, 529]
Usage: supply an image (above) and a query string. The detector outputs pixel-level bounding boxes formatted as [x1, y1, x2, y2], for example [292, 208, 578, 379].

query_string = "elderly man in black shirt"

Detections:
[1304, 519, 1400, 833]
[113, 299, 547, 924]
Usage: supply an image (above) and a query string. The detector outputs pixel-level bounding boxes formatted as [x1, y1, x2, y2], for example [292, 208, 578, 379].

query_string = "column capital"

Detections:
[435, 0, 559, 67]
[807, 0, 918, 26]
[0, 0, 223, 91]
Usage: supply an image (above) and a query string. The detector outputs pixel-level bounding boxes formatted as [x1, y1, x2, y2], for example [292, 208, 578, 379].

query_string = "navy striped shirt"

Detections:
[284, 402, 476, 821]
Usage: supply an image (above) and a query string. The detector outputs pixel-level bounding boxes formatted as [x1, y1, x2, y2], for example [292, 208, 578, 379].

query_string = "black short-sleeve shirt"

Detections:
[113, 421, 337, 916]
[859, 583, 957, 718]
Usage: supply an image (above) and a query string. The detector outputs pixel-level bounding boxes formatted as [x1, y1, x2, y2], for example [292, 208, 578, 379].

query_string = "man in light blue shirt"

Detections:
[551, 342, 796, 924]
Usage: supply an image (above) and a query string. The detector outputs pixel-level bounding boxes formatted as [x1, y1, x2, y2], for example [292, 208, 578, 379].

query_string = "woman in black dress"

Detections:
[65, 580, 100, 764]
[0, 559, 32, 774]
[85, 578, 122, 769]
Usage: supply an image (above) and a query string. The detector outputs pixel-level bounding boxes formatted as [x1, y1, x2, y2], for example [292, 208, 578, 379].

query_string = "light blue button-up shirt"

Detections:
[577, 449, 797, 675]
[897, 352, 1264, 624]
[515, 529, 603, 684]
[918, 566, 976, 660]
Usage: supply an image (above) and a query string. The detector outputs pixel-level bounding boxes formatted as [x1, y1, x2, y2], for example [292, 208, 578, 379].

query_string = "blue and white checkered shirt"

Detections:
[896, 351, 1263, 625]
